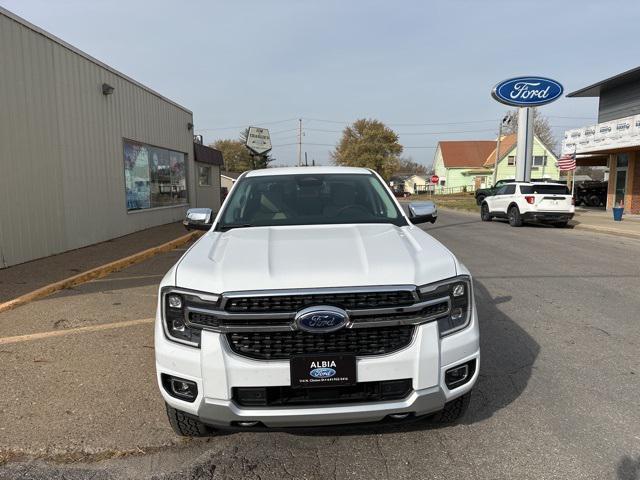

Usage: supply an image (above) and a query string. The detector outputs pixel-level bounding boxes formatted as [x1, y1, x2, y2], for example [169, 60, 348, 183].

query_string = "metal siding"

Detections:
[0, 12, 194, 267]
[598, 82, 640, 122]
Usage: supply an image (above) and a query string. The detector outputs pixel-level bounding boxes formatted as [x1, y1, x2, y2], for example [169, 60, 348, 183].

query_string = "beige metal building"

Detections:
[0, 7, 221, 268]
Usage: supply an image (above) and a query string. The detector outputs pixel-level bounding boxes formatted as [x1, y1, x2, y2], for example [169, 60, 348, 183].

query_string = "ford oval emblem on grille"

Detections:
[310, 367, 336, 378]
[295, 306, 349, 333]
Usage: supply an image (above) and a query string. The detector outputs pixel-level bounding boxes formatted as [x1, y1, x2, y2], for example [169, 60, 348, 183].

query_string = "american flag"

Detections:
[558, 152, 576, 171]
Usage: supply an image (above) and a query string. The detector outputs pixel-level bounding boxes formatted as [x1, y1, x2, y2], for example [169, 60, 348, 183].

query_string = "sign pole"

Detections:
[515, 107, 534, 182]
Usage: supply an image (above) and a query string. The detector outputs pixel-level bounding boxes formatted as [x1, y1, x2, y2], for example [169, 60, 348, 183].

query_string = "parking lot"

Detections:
[1, 209, 639, 480]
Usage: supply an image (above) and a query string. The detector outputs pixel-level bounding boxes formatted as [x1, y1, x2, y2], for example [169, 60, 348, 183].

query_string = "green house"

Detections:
[432, 134, 560, 192]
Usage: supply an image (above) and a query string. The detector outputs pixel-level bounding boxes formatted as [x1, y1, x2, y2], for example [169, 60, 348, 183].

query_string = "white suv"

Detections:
[155, 166, 479, 435]
[480, 181, 575, 227]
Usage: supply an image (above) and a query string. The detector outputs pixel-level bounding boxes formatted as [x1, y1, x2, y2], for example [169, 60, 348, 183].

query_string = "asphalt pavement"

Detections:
[1, 210, 639, 479]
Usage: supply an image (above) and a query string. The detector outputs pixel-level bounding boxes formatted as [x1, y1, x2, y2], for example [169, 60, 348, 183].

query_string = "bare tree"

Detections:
[502, 108, 557, 152]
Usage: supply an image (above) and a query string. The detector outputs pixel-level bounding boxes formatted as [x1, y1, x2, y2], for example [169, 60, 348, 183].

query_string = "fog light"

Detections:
[452, 284, 465, 297]
[161, 374, 198, 402]
[171, 318, 186, 332]
[168, 294, 182, 309]
[445, 360, 476, 389]
[450, 307, 463, 320]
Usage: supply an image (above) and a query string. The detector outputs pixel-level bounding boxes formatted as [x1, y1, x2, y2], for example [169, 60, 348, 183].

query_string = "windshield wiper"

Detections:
[217, 223, 255, 232]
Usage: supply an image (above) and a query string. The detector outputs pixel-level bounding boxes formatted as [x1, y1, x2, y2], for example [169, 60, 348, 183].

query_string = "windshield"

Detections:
[520, 184, 570, 195]
[217, 173, 406, 230]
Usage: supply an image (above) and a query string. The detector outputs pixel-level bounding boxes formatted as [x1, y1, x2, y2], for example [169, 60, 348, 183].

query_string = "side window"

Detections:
[504, 185, 516, 195]
[495, 186, 508, 195]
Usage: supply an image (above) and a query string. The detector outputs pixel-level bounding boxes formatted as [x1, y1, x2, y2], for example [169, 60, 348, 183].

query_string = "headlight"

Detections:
[418, 276, 472, 337]
[161, 288, 220, 347]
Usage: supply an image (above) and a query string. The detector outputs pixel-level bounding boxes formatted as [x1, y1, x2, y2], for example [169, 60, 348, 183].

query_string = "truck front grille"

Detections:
[224, 290, 415, 313]
[226, 325, 415, 360]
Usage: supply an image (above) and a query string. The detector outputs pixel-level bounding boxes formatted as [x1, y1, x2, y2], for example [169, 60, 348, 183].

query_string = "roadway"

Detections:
[1, 210, 639, 479]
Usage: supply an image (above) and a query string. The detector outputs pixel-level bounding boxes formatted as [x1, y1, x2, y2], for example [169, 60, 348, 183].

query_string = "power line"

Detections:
[304, 117, 498, 127]
[195, 118, 298, 132]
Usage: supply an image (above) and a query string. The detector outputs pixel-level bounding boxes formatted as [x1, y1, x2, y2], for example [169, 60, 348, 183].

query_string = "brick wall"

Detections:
[630, 154, 640, 214]
[607, 155, 616, 210]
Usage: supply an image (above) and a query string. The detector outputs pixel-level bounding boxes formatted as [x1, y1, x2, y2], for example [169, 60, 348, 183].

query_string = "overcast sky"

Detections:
[3, 0, 638, 166]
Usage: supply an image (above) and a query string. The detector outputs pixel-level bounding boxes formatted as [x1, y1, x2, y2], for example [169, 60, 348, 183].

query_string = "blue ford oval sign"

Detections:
[295, 306, 349, 333]
[492, 76, 563, 107]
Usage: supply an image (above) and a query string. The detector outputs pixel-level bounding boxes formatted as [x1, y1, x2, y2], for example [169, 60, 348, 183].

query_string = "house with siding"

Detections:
[483, 134, 560, 183]
[432, 141, 496, 192]
[432, 135, 560, 192]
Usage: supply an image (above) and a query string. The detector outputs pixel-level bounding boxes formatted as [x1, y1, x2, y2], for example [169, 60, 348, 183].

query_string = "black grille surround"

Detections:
[233, 379, 413, 407]
[226, 325, 415, 360]
[223, 290, 416, 313]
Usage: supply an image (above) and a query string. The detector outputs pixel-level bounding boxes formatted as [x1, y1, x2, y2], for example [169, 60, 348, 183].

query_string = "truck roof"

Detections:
[245, 166, 372, 177]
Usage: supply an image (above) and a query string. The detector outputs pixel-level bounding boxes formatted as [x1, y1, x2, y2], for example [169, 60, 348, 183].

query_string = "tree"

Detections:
[331, 119, 403, 180]
[210, 129, 273, 171]
[502, 108, 557, 152]
[210, 139, 253, 172]
[394, 157, 428, 176]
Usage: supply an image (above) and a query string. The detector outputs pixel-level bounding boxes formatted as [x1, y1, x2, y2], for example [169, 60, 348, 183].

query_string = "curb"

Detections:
[0, 231, 202, 314]
[572, 223, 640, 240]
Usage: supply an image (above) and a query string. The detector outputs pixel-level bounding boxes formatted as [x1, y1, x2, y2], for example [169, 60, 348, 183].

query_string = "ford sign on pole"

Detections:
[492, 77, 563, 107]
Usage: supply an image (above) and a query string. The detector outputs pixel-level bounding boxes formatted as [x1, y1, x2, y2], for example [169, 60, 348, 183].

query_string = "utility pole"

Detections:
[492, 114, 512, 187]
[297, 118, 302, 166]
[305, 152, 308, 166]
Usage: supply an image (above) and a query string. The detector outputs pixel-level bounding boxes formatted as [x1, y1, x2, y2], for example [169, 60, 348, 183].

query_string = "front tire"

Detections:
[508, 205, 523, 227]
[429, 392, 471, 424]
[166, 404, 212, 437]
[480, 203, 492, 222]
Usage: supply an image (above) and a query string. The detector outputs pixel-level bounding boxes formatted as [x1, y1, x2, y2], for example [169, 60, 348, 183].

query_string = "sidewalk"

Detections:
[0, 222, 187, 303]
[571, 208, 640, 239]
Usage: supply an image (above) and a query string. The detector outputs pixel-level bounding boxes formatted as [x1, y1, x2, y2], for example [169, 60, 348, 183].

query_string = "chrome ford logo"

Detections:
[310, 367, 336, 378]
[295, 306, 349, 333]
[492, 76, 563, 107]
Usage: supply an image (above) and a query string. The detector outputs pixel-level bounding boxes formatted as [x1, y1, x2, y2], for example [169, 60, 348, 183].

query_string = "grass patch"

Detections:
[410, 193, 479, 212]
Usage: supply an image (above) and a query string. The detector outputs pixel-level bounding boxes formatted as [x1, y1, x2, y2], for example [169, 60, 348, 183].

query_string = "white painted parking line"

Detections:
[0, 318, 154, 345]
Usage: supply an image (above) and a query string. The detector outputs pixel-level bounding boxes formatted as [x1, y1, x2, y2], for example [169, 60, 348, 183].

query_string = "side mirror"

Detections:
[183, 208, 213, 231]
[408, 201, 437, 225]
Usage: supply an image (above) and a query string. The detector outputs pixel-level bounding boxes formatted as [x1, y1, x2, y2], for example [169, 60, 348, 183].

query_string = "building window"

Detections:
[440, 179, 446, 186]
[123, 140, 187, 211]
[533, 155, 547, 167]
[507, 156, 515, 166]
[198, 166, 212, 186]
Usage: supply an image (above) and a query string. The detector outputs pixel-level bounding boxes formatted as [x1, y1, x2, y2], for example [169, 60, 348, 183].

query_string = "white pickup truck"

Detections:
[480, 181, 575, 227]
[155, 166, 479, 435]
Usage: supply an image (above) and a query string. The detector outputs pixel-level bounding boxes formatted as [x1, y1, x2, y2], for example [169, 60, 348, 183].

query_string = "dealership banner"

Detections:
[562, 114, 640, 155]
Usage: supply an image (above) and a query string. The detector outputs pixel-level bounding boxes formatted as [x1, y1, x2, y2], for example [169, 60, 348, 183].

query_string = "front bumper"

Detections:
[155, 304, 480, 428]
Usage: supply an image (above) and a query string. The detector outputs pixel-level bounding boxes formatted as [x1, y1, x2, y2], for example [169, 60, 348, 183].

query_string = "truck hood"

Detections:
[175, 224, 458, 293]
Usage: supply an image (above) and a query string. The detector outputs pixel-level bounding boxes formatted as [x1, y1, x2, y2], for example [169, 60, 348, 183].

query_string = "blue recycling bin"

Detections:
[613, 207, 624, 221]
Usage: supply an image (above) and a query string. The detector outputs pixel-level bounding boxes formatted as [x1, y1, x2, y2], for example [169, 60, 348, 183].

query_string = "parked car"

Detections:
[480, 181, 574, 227]
[475, 179, 514, 205]
[157, 166, 479, 435]
[574, 181, 607, 207]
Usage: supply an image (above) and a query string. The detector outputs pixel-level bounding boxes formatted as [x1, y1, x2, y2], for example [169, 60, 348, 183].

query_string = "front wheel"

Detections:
[480, 203, 492, 222]
[166, 404, 212, 437]
[508, 205, 523, 227]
